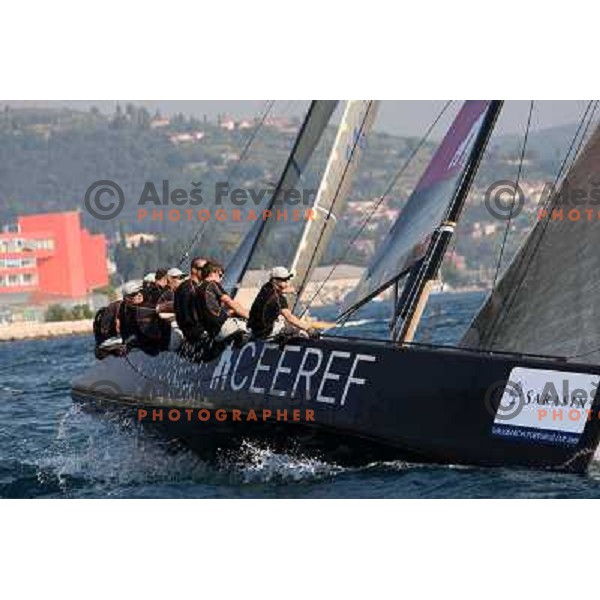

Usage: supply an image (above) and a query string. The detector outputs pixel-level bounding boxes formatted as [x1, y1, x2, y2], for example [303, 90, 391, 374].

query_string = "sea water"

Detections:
[2, 292, 600, 498]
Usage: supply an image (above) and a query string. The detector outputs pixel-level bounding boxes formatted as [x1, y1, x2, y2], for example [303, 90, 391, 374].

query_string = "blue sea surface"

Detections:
[2, 291, 600, 498]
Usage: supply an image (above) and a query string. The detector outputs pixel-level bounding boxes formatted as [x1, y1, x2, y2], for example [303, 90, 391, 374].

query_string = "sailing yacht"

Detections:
[72, 100, 600, 473]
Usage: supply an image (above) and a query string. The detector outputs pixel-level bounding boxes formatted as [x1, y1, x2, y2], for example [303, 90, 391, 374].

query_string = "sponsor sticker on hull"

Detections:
[492, 367, 599, 446]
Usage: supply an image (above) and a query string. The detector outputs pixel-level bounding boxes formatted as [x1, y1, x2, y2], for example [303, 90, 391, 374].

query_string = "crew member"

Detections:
[142, 272, 157, 304]
[156, 267, 186, 314]
[248, 266, 314, 339]
[93, 298, 122, 346]
[174, 257, 207, 344]
[155, 268, 169, 289]
[93, 297, 124, 358]
[143, 268, 168, 306]
[120, 280, 170, 353]
[197, 261, 249, 342]
[118, 280, 145, 343]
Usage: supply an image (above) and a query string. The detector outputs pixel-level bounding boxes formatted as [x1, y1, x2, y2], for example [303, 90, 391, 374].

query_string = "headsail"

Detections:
[340, 101, 500, 319]
[462, 122, 600, 362]
[290, 100, 379, 310]
[222, 100, 338, 296]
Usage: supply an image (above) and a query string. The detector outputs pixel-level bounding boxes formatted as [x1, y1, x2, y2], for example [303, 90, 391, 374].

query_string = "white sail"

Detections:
[223, 101, 338, 296]
[290, 100, 379, 310]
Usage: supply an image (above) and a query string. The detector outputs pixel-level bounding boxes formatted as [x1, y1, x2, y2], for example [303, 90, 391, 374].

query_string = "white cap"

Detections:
[143, 272, 156, 283]
[270, 266, 294, 280]
[167, 267, 184, 277]
[122, 280, 143, 296]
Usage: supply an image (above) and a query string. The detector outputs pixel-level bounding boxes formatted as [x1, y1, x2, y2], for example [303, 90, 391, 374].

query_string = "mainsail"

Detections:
[340, 101, 500, 319]
[462, 123, 600, 362]
[222, 100, 338, 296]
[290, 100, 379, 310]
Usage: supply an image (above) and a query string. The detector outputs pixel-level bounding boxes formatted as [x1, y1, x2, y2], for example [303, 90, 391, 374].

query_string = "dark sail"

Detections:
[222, 100, 338, 296]
[340, 101, 498, 318]
[462, 124, 600, 362]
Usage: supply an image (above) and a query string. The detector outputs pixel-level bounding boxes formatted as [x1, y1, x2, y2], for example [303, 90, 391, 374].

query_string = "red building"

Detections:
[0, 211, 108, 301]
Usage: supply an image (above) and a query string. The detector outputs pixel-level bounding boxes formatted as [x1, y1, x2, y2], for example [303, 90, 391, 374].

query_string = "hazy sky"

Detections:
[4, 100, 594, 138]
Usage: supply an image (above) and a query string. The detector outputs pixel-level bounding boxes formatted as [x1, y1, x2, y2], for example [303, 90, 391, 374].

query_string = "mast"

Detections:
[393, 100, 503, 343]
[290, 100, 379, 312]
[339, 101, 502, 324]
[222, 100, 338, 297]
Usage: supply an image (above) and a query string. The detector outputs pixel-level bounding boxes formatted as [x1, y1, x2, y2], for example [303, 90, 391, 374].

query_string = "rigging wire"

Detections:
[389, 101, 504, 342]
[114, 102, 453, 387]
[491, 100, 534, 290]
[298, 100, 455, 323]
[176, 100, 276, 267]
[295, 101, 377, 315]
[486, 100, 599, 343]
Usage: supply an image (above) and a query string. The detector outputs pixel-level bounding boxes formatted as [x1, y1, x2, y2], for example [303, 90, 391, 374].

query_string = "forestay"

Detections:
[462, 124, 600, 362]
[340, 101, 497, 318]
[223, 100, 338, 297]
[290, 100, 379, 310]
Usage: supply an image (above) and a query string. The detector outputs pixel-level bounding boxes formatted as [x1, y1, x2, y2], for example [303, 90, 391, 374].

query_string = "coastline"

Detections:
[0, 287, 487, 342]
[0, 319, 92, 342]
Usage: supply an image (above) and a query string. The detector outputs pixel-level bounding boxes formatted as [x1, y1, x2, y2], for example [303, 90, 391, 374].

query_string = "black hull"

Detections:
[71, 337, 600, 473]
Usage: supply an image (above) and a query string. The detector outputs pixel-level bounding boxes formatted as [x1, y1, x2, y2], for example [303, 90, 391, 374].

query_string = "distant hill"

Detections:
[494, 122, 581, 176]
[0, 103, 592, 286]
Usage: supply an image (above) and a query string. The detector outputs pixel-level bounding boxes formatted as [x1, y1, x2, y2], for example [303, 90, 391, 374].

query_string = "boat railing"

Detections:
[321, 332, 572, 364]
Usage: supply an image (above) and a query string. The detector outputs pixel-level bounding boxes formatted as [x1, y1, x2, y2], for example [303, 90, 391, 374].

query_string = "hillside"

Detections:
[0, 103, 580, 287]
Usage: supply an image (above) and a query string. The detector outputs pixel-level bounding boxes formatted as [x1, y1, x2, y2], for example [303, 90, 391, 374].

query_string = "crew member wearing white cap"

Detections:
[167, 267, 185, 281]
[118, 280, 145, 343]
[248, 266, 313, 339]
[119, 279, 172, 352]
[155, 267, 186, 314]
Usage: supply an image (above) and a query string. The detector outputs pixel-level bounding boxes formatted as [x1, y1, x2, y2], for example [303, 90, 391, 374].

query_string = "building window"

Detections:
[8, 275, 18, 286]
[0, 258, 36, 268]
[22, 273, 34, 285]
[0, 238, 53, 254]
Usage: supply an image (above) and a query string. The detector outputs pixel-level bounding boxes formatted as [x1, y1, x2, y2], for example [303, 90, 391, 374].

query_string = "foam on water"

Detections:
[35, 404, 209, 492]
[217, 439, 345, 484]
[33, 405, 349, 494]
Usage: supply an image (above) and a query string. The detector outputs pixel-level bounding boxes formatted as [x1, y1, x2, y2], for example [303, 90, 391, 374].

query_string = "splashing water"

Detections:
[218, 439, 345, 485]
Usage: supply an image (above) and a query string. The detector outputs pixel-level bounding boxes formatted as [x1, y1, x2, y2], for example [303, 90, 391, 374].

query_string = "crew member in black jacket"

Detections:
[174, 256, 207, 344]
